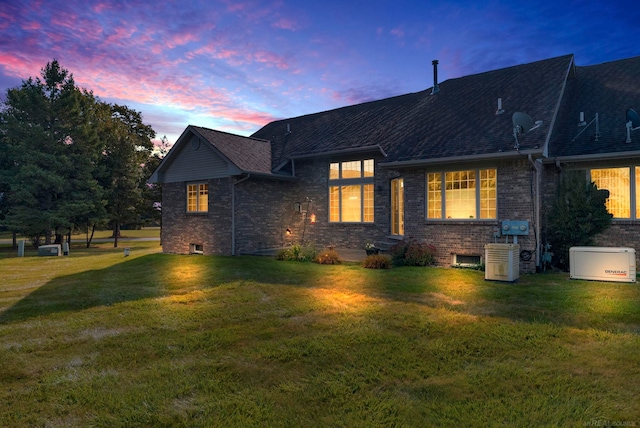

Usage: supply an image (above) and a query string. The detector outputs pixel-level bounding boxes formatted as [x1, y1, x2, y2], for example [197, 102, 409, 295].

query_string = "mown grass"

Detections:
[0, 227, 160, 242]
[1, 244, 639, 427]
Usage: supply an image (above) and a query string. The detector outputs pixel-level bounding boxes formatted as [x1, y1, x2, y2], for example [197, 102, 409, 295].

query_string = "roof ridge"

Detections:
[190, 125, 270, 143]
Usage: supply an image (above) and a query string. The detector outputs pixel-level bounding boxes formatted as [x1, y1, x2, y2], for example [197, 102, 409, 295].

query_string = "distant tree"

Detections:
[96, 103, 155, 247]
[139, 135, 170, 228]
[0, 60, 105, 245]
[545, 170, 613, 269]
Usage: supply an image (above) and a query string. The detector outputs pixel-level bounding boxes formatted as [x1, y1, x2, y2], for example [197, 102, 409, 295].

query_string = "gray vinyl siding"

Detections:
[162, 142, 241, 183]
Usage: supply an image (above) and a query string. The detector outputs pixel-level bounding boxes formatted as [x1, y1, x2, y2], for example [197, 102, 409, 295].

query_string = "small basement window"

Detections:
[452, 254, 482, 267]
[190, 243, 204, 254]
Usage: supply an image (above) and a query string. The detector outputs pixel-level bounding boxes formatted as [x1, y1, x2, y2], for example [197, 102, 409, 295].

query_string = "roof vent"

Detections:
[495, 98, 504, 115]
[626, 109, 640, 143]
[572, 112, 599, 142]
[431, 60, 440, 95]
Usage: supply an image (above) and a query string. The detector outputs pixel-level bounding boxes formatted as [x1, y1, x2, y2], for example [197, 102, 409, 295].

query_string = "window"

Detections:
[329, 159, 374, 223]
[589, 167, 640, 218]
[427, 168, 496, 219]
[187, 183, 208, 212]
[391, 178, 404, 235]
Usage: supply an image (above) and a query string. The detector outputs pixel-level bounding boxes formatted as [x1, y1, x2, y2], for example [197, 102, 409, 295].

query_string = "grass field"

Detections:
[0, 227, 160, 242]
[1, 242, 639, 427]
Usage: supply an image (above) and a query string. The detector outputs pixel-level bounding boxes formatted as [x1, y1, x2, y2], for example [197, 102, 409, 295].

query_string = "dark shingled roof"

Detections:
[251, 55, 575, 169]
[548, 56, 640, 158]
[191, 126, 273, 175]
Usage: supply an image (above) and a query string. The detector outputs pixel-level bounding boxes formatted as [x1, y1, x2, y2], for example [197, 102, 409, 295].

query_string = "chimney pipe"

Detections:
[431, 60, 440, 95]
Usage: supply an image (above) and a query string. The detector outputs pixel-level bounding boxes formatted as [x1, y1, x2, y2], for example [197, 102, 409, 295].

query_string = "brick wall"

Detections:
[161, 179, 233, 255]
[161, 157, 541, 272]
[401, 159, 538, 272]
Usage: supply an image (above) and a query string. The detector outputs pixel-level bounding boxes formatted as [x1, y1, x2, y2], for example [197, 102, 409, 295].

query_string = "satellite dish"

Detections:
[627, 109, 640, 130]
[512, 112, 543, 149]
[512, 112, 534, 134]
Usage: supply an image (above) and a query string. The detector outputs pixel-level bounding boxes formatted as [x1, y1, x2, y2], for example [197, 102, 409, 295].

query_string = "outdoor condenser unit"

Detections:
[569, 247, 636, 283]
[485, 243, 519, 282]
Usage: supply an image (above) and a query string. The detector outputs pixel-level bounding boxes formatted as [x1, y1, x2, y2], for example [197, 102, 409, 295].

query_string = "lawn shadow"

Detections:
[0, 254, 167, 324]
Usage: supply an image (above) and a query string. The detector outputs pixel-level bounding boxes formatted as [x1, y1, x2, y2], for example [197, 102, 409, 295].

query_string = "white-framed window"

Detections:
[329, 159, 374, 223]
[427, 168, 497, 219]
[187, 183, 208, 213]
[589, 167, 640, 219]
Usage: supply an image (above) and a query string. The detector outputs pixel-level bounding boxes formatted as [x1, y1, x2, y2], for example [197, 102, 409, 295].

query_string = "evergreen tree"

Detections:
[0, 60, 103, 244]
[545, 170, 613, 269]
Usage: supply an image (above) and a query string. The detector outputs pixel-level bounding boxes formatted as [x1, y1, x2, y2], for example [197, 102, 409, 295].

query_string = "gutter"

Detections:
[379, 148, 543, 168]
[545, 150, 640, 164]
[231, 174, 251, 256]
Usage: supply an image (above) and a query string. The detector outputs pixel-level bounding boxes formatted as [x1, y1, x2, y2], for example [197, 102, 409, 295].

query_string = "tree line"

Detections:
[0, 60, 165, 247]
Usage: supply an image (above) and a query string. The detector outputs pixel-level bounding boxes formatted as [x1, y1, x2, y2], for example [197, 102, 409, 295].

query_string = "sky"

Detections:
[0, 0, 639, 145]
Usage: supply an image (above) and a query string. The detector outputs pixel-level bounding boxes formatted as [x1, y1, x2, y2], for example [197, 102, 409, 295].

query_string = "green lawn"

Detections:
[0, 227, 160, 242]
[1, 243, 639, 427]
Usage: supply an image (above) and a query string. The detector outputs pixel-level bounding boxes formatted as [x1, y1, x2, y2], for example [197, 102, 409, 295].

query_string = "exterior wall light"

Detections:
[310, 214, 316, 224]
[286, 228, 292, 236]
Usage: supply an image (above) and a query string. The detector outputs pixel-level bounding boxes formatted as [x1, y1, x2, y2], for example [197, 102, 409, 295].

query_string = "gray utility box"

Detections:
[38, 244, 62, 256]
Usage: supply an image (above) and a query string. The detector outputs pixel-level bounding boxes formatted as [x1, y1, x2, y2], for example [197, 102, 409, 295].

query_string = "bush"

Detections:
[546, 170, 612, 270]
[314, 249, 342, 265]
[363, 254, 392, 269]
[276, 243, 318, 262]
[389, 238, 437, 267]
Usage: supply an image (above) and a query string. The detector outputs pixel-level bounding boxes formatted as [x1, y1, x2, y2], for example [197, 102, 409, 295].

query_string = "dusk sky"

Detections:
[1, 0, 638, 144]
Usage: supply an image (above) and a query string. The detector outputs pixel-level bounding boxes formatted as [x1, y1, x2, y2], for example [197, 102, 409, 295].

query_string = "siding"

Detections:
[163, 141, 238, 183]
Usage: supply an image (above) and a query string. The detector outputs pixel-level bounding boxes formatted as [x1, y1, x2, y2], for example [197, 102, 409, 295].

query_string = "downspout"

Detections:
[232, 174, 251, 256]
[528, 154, 542, 271]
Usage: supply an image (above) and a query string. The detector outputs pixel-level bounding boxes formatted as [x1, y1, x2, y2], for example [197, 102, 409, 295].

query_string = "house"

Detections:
[149, 54, 640, 273]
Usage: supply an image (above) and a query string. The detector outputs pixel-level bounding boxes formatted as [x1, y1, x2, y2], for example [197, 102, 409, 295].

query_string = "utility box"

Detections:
[485, 243, 520, 282]
[38, 244, 62, 257]
[569, 247, 636, 283]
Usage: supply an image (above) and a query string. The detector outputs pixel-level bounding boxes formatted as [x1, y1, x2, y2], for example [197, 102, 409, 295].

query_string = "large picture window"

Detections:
[427, 168, 496, 219]
[329, 159, 374, 223]
[589, 167, 640, 218]
[187, 183, 208, 212]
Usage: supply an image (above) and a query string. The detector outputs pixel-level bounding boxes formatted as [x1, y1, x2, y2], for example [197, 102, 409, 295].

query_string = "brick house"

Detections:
[149, 54, 640, 273]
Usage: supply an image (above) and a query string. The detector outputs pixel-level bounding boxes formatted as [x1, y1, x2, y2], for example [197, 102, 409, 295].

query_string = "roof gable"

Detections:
[252, 55, 575, 167]
[149, 126, 273, 183]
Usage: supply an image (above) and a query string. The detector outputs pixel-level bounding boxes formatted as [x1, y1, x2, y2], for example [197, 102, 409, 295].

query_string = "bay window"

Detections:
[329, 159, 374, 223]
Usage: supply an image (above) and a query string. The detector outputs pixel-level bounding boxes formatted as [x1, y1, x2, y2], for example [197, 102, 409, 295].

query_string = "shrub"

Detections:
[389, 238, 437, 267]
[276, 243, 318, 262]
[314, 249, 342, 265]
[363, 254, 392, 269]
[546, 170, 612, 270]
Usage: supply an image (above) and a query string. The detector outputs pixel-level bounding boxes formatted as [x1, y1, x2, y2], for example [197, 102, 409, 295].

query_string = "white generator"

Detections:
[485, 243, 520, 282]
[569, 247, 636, 283]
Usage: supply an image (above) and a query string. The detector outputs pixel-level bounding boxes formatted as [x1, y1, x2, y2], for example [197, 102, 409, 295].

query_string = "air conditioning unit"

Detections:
[485, 243, 519, 282]
[570, 247, 636, 283]
[38, 244, 62, 257]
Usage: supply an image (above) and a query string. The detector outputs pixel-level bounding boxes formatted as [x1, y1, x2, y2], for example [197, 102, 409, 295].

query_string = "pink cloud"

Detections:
[272, 17, 299, 31]
[390, 26, 404, 38]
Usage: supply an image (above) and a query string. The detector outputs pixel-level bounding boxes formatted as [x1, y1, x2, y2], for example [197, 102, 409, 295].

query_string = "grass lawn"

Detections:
[1, 243, 639, 427]
[0, 227, 160, 242]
